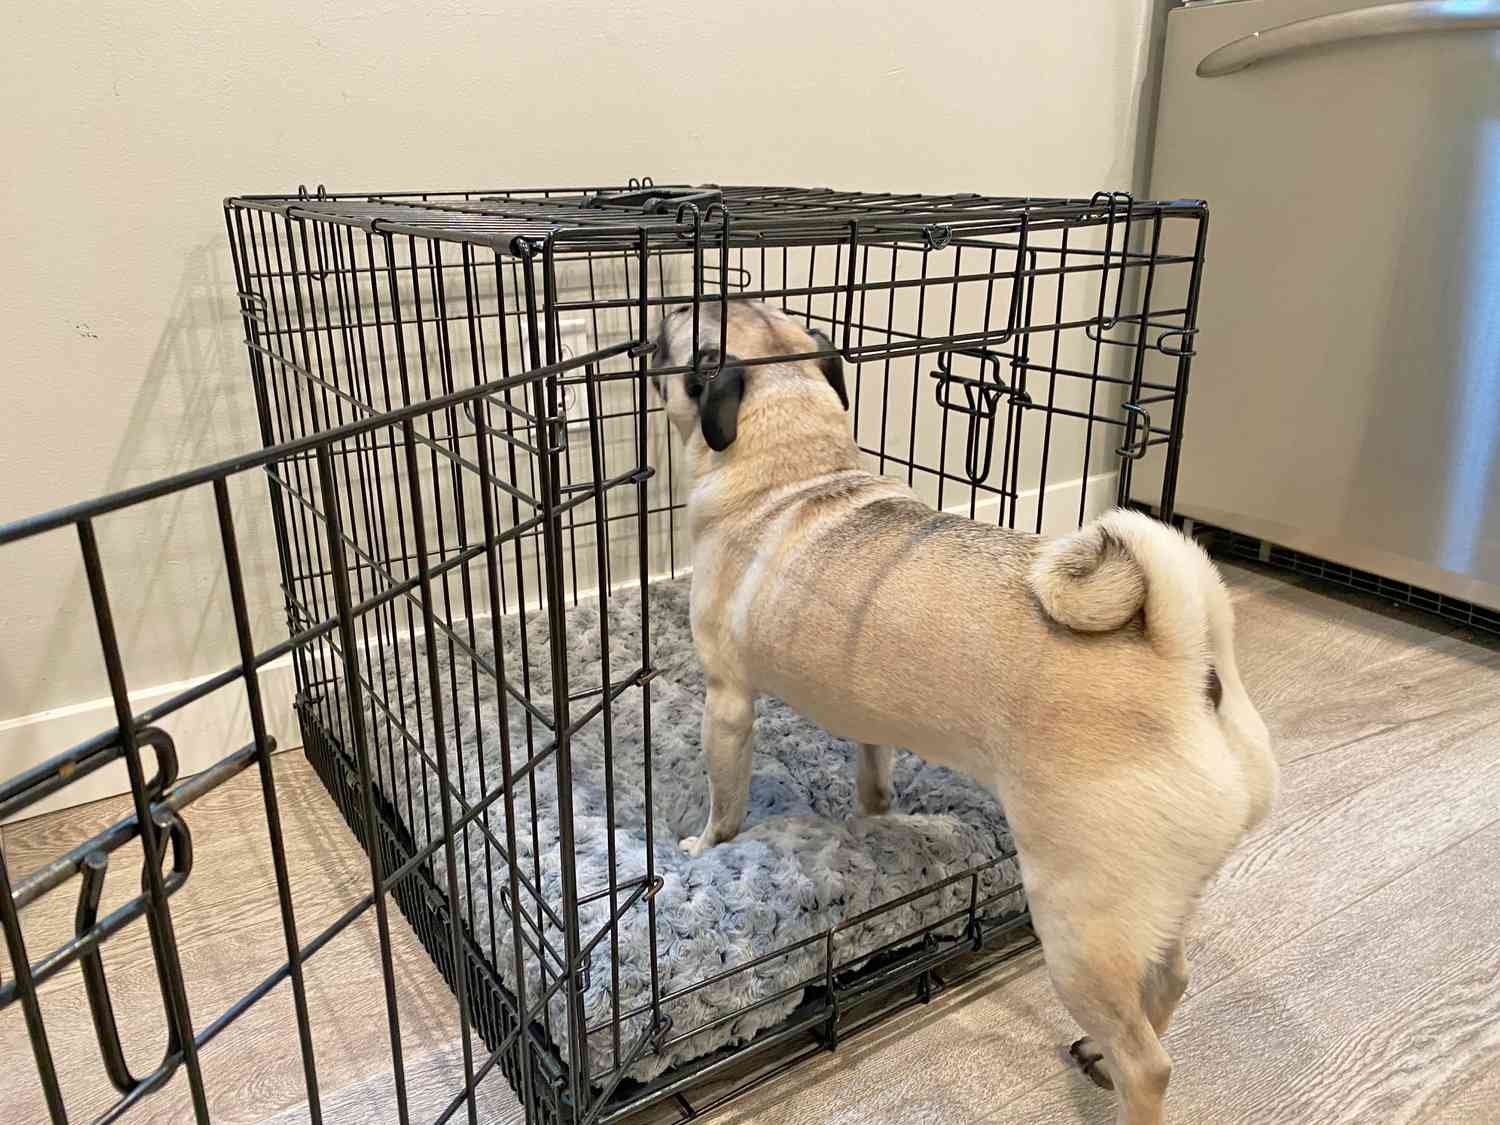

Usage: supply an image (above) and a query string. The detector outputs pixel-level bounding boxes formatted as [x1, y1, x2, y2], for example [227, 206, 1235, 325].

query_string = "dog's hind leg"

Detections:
[1144, 935, 1189, 1037]
[681, 676, 755, 856]
[1069, 933, 1187, 1091]
[1022, 850, 1181, 1125]
[1046, 926, 1173, 1125]
[855, 743, 895, 815]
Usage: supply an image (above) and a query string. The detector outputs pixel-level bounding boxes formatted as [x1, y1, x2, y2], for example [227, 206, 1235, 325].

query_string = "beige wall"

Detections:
[1, 0, 1154, 813]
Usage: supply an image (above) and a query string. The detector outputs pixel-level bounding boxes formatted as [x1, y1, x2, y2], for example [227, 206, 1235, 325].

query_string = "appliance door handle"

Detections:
[1196, 0, 1500, 77]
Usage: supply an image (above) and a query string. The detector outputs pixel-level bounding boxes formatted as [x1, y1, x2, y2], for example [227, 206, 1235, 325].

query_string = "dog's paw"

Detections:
[679, 834, 712, 858]
[1069, 1038, 1114, 1091]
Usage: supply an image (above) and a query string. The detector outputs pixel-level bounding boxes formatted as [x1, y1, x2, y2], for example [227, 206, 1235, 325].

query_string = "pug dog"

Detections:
[649, 299, 1277, 1125]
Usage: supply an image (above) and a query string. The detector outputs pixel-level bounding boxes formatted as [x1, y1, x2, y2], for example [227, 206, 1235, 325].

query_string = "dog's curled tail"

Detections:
[1028, 508, 1215, 663]
[1029, 508, 1277, 829]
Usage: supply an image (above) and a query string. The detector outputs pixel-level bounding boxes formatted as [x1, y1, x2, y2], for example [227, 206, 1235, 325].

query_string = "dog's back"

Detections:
[732, 489, 1274, 837]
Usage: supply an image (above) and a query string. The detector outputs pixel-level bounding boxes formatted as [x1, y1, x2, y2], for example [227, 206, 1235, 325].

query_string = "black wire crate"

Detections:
[0, 181, 1208, 1125]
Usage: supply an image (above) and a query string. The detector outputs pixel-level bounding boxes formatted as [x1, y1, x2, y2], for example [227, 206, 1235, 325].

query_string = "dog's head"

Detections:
[650, 300, 849, 453]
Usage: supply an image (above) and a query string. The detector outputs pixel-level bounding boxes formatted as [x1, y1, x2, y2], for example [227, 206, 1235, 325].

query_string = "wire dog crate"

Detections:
[1, 181, 1208, 1125]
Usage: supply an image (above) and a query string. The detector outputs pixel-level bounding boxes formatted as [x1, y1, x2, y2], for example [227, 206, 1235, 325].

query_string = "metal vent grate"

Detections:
[1194, 523, 1500, 637]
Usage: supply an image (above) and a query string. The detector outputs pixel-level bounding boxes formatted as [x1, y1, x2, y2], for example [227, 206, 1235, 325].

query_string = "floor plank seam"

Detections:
[1184, 812, 1500, 1006]
[1279, 722, 1406, 768]
[1223, 712, 1500, 889]
[1284, 690, 1500, 770]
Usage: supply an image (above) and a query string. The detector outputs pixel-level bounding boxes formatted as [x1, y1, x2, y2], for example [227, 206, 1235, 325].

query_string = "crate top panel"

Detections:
[226, 183, 1206, 254]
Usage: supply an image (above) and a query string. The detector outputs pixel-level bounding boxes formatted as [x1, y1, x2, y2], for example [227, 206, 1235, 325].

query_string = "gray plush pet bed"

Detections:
[368, 577, 1025, 1083]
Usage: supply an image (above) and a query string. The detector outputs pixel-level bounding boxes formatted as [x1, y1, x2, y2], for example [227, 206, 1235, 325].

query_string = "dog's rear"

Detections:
[1029, 509, 1277, 834]
[1018, 511, 1277, 1120]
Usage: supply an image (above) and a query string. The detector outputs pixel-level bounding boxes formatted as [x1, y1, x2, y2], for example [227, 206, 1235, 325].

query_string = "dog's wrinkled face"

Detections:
[650, 301, 848, 452]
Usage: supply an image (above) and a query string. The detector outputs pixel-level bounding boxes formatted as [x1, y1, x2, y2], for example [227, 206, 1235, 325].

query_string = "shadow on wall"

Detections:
[2, 241, 282, 733]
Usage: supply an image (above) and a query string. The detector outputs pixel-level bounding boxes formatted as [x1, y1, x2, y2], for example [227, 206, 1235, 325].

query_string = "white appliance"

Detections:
[1148, 0, 1500, 610]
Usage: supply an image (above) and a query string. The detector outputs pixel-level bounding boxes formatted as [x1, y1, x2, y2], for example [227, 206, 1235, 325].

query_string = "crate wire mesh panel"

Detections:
[0, 181, 1208, 1125]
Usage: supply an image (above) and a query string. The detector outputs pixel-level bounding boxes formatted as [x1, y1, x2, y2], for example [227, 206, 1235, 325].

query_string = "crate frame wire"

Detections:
[0, 181, 1209, 1125]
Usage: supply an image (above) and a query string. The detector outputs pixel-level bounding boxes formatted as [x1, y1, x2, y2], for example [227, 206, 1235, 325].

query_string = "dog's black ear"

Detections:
[807, 328, 849, 410]
[688, 353, 746, 451]
[651, 317, 672, 367]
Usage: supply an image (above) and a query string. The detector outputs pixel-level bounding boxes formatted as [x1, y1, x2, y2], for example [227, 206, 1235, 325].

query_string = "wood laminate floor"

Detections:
[4, 563, 1498, 1124]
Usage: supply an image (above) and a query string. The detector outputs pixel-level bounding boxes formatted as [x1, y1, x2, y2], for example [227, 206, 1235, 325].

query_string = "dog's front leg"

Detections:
[681, 676, 754, 857]
[856, 744, 895, 815]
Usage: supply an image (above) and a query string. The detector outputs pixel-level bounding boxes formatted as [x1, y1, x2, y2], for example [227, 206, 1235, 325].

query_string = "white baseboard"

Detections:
[2, 469, 1117, 822]
[1, 657, 300, 824]
[945, 468, 1121, 533]
[0, 572, 674, 824]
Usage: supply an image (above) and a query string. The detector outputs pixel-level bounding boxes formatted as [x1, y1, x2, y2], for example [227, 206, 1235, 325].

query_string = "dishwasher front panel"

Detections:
[1148, 0, 1500, 609]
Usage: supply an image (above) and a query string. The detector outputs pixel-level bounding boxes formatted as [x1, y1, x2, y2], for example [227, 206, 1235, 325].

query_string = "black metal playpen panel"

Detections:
[1, 182, 1208, 1124]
